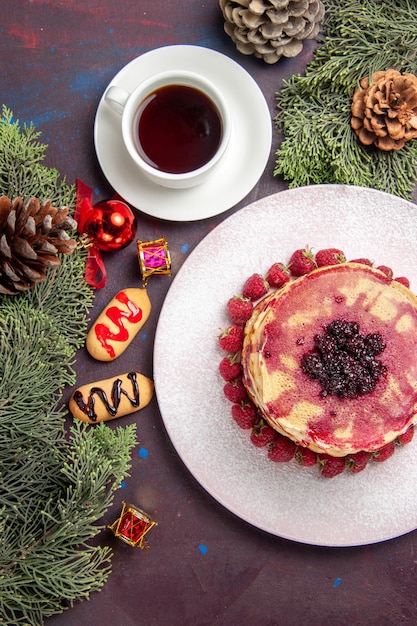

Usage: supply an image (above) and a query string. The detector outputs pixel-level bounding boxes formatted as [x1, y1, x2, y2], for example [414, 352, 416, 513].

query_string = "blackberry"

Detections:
[301, 318, 387, 398]
[365, 332, 386, 355]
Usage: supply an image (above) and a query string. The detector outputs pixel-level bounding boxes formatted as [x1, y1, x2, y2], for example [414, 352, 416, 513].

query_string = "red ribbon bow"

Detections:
[75, 179, 107, 288]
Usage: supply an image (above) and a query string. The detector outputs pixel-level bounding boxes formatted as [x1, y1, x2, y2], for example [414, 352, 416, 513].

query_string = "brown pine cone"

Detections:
[219, 0, 325, 64]
[351, 69, 417, 151]
[0, 196, 77, 295]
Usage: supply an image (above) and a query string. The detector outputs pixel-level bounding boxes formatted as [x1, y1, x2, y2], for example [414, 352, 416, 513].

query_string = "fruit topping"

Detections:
[250, 419, 278, 447]
[268, 436, 297, 462]
[349, 257, 373, 266]
[223, 377, 248, 403]
[315, 248, 346, 267]
[231, 402, 258, 429]
[345, 450, 371, 473]
[301, 319, 387, 398]
[226, 295, 254, 325]
[218, 354, 242, 382]
[295, 446, 318, 467]
[372, 441, 396, 462]
[318, 454, 346, 478]
[242, 273, 269, 301]
[218, 325, 244, 353]
[376, 265, 393, 278]
[395, 276, 410, 288]
[289, 246, 317, 276]
[396, 424, 414, 445]
[265, 262, 290, 288]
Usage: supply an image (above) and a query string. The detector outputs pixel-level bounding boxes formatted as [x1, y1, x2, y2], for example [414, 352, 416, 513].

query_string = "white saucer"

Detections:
[94, 45, 272, 222]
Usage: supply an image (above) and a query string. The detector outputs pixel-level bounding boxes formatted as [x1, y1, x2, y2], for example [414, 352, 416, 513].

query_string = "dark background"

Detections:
[2, 2, 417, 625]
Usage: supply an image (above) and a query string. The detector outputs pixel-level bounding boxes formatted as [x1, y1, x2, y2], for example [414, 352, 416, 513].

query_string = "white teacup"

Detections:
[104, 70, 231, 189]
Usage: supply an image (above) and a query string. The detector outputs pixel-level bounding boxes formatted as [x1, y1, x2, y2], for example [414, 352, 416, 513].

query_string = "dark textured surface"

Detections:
[2, 2, 417, 625]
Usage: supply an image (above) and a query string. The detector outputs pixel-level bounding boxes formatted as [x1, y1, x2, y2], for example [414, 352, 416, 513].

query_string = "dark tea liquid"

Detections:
[135, 84, 223, 174]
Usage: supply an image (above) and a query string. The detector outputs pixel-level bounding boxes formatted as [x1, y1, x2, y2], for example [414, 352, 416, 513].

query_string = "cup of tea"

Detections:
[104, 70, 231, 189]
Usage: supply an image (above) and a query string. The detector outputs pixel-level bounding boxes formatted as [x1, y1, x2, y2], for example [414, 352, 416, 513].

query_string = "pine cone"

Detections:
[351, 69, 417, 151]
[0, 196, 78, 295]
[219, 0, 325, 64]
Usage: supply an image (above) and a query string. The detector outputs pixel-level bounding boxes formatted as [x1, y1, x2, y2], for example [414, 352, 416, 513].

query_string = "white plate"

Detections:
[154, 184, 417, 547]
[94, 45, 272, 222]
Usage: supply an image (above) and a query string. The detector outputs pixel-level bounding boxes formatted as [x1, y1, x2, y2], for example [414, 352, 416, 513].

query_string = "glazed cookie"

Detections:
[69, 371, 154, 424]
[86, 288, 151, 361]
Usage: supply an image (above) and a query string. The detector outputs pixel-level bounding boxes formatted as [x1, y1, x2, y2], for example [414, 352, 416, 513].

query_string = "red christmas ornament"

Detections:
[84, 199, 137, 252]
[75, 179, 137, 289]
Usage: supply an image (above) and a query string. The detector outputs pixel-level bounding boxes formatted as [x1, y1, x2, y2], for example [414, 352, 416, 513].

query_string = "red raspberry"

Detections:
[318, 454, 345, 478]
[394, 276, 410, 288]
[396, 425, 414, 445]
[345, 451, 371, 473]
[250, 420, 277, 447]
[372, 441, 396, 462]
[218, 355, 242, 382]
[295, 446, 317, 467]
[376, 265, 393, 279]
[223, 378, 248, 403]
[268, 436, 297, 462]
[226, 295, 253, 326]
[288, 246, 317, 277]
[231, 402, 257, 429]
[218, 326, 244, 353]
[349, 257, 373, 266]
[242, 273, 269, 301]
[265, 262, 290, 288]
[315, 248, 346, 267]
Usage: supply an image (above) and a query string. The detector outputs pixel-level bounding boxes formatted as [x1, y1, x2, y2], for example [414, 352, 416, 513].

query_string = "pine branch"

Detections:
[0, 105, 75, 206]
[0, 107, 137, 625]
[274, 0, 417, 198]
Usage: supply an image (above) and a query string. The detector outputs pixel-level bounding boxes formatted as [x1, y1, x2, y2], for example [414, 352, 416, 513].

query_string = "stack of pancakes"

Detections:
[242, 263, 417, 456]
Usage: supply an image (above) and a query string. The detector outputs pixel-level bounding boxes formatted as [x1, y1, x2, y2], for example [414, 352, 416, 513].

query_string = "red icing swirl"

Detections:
[95, 291, 143, 358]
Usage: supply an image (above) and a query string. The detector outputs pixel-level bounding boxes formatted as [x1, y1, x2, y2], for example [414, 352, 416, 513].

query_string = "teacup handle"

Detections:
[104, 86, 130, 115]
